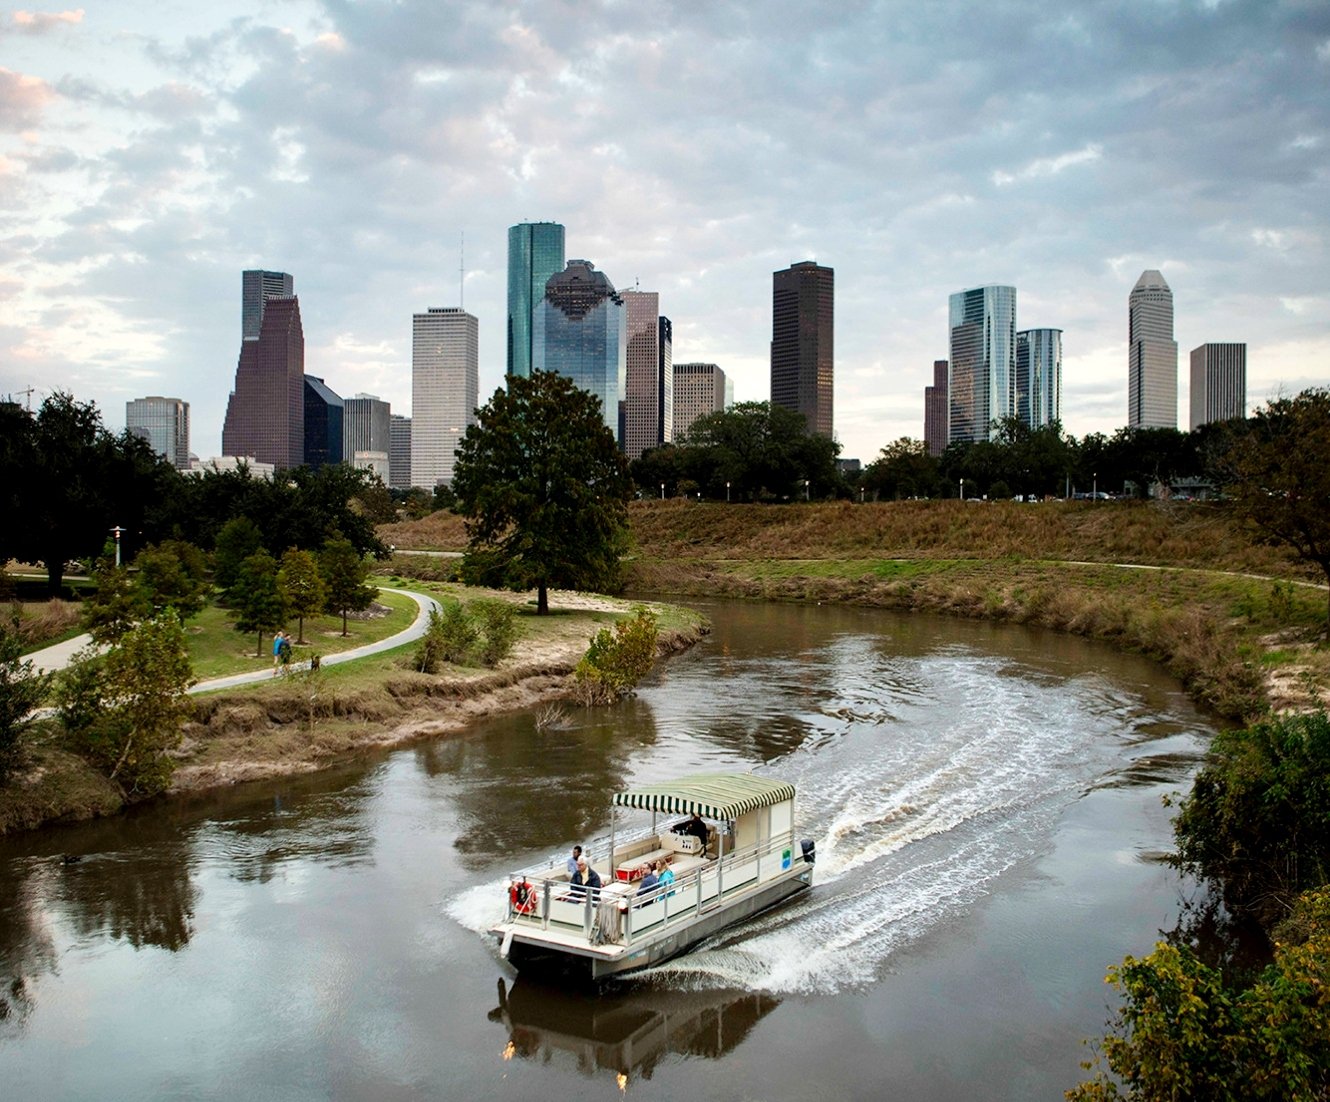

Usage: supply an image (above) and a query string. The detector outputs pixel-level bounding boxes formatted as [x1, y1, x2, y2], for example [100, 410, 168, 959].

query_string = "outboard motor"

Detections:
[800, 839, 816, 865]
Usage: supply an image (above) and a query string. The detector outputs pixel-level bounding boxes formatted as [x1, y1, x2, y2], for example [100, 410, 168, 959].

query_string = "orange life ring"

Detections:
[510, 879, 538, 915]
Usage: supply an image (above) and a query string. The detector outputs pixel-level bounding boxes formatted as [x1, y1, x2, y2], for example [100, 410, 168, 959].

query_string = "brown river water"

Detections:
[0, 598, 1213, 1100]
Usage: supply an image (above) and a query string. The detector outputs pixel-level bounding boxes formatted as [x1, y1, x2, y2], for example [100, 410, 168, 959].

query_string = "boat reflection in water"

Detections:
[488, 977, 781, 1082]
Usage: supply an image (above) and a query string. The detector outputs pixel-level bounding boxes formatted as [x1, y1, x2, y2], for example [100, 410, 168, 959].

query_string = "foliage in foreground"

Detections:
[0, 615, 50, 780]
[573, 606, 659, 705]
[1067, 886, 1330, 1101]
[1173, 711, 1330, 927]
[55, 613, 194, 797]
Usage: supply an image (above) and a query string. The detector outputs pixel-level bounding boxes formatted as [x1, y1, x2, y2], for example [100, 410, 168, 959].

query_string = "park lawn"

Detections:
[185, 586, 419, 680]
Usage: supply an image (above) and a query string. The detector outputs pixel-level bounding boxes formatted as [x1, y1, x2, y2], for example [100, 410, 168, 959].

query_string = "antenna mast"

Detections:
[459, 231, 465, 309]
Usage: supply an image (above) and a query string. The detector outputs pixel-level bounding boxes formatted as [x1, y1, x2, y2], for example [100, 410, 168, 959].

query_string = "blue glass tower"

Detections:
[532, 259, 625, 439]
[948, 284, 1016, 444]
[507, 222, 565, 379]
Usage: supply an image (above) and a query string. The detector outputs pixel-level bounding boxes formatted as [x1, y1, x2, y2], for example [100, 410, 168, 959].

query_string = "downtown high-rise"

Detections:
[1128, 270, 1178, 429]
[222, 286, 304, 468]
[673, 362, 728, 441]
[507, 222, 565, 379]
[533, 260, 625, 440]
[620, 290, 673, 459]
[412, 307, 478, 489]
[1016, 328, 1062, 429]
[302, 376, 343, 471]
[923, 360, 948, 456]
[1190, 343, 1246, 429]
[242, 270, 294, 342]
[948, 284, 1016, 444]
[126, 396, 190, 469]
[770, 261, 834, 438]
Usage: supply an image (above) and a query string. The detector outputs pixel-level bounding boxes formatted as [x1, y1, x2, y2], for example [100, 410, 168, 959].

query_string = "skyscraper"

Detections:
[126, 396, 190, 469]
[412, 307, 478, 489]
[303, 375, 343, 471]
[923, 360, 948, 457]
[1128, 270, 1178, 429]
[222, 295, 304, 468]
[242, 270, 293, 341]
[533, 260, 625, 439]
[620, 291, 673, 459]
[1016, 328, 1063, 429]
[1190, 343, 1247, 429]
[343, 393, 391, 462]
[389, 414, 412, 490]
[770, 261, 834, 438]
[948, 285, 1017, 444]
[507, 222, 565, 379]
[673, 362, 727, 441]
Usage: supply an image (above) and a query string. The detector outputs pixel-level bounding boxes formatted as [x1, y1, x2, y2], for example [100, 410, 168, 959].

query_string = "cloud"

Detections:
[0, 67, 54, 130]
[992, 145, 1104, 187]
[9, 9, 83, 34]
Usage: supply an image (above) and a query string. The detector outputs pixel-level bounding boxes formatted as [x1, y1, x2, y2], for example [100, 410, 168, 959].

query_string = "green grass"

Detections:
[186, 587, 418, 680]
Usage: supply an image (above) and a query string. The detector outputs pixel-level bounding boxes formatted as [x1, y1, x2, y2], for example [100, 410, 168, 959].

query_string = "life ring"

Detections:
[510, 879, 538, 915]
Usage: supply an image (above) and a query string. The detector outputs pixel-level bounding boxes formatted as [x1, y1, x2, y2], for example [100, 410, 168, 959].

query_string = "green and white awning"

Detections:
[612, 774, 796, 820]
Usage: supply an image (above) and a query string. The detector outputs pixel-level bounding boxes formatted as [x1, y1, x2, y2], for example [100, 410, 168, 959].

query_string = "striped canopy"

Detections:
[613, 773, 795, 820]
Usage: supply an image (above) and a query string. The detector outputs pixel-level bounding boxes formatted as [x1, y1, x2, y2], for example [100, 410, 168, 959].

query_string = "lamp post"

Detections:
[110, 525, 125, 567]
[959, 478, 965, 502]
[726, 481, 730, 503]
[1093, 472, 1098, 501]
[660, 482, 665, 500]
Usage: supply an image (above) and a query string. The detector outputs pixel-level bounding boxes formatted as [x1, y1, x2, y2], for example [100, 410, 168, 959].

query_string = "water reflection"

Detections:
[488, 977, 780, 1080]
[0, 864, 57, 1038]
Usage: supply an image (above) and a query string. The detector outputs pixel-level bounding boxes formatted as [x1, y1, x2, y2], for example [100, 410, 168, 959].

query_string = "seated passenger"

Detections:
[683, 812, 709, 849]
[571, 857, 602, 896]
[566, 844, 583, 877]
[656, 857, 675, 895]
[637, 866, 659, 895]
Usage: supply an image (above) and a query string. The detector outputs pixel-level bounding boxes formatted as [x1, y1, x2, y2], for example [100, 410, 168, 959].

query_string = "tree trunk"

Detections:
[257, 631, 263, 658]
[46, 558, 64, 598]
[342, 609, 348, 636]
[297, 615, 306, 645]
[537, 584, 548, 615]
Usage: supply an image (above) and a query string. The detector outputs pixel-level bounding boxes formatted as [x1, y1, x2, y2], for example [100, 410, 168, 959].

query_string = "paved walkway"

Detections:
[21, 588, 441, 692]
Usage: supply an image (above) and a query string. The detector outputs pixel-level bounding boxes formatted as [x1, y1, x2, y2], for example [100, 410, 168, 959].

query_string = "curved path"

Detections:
[21, 588, 441, 691]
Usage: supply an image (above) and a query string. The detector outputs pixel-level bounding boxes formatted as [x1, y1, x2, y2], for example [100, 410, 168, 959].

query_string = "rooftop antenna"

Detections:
[459, 231, 465, 309]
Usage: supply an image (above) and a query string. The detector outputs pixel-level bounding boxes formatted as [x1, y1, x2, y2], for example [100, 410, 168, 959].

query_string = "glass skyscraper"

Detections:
[948, 284, 1016, 444]
[302, 375, 343, 471]
[532, 259, 625, 439]
[242, 270, 293, 341]
[507, 222, 565, 379]
[1016, 328, 1062, 429]
[126, 396, 190, 469]
[222, 294, 304, 468]
[1128, 270, 1177, 429]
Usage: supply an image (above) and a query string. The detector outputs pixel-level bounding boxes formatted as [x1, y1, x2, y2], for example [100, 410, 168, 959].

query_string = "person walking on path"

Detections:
[273, 631, 287, 677]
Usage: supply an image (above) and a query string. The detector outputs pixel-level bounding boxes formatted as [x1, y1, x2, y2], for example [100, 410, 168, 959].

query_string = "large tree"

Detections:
[452, 370, 632, 615]
[278, 548, 327, 644]
[1215, 389, 1330, 632]
[320, 536, 376, 636]
[230, 549, 288, 656]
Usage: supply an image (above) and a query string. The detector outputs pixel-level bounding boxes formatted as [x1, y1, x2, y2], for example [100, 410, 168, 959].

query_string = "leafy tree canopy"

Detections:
[452, 371, 632, 614]
[230, 549, 288, 656]
[320, 536, 376, 636]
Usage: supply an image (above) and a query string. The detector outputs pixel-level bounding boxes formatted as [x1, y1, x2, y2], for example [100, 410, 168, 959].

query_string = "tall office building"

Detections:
[1128, 270, 1178, 429]
[412, 307, 478, 489]
[302, 376, 343, 471]
[923, 361, 948, 457]
[222, 295, 304, 468]
[126, 396, 190, 469]
[242, 270, 293, 341]
[507, 222, 566, 379]
[673, 362, 728, 440]
[770, 261, 834, 438]
[389, 413, 412, 490]
[948, 284, 1017, 444]
[1190, 343, 1247, 430]
[1016, 328, 1062, 429]
[343, 394, 391, 462]
[620, 291, 674, 459]
[533, 260, 625, 439]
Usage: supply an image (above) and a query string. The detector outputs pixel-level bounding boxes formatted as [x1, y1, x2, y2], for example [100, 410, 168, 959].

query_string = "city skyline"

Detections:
[2, 4, 1326, 465]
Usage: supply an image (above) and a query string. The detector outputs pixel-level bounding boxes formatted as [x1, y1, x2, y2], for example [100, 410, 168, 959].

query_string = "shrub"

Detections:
[473, 599, 518, 668]
[573, 606, 659, 705]
[0, 613, 50, 780]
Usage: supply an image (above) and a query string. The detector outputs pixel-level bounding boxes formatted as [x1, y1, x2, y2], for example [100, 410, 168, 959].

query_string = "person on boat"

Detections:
[637, 865, 659, 896]
[571, 857, 601, 896]
[656, 857, 675, 895]
[566, 845, 582, 877]
[682, 812, 709, 849]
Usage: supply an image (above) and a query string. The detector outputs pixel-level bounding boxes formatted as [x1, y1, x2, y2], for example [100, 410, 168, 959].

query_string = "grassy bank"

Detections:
[0, 588, 708, 835]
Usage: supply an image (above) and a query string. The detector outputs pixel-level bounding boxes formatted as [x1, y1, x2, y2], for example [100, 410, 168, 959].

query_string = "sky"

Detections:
[2, 0, 1328, 464]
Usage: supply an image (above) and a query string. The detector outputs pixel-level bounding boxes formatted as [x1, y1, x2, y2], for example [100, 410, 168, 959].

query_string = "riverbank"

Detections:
[382, 499, 1329, 721]
[0, 588, 708, 835]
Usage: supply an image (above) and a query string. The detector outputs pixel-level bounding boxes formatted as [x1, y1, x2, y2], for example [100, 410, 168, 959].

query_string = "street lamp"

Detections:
[959, 478, 965, 502]
[660, 482, 665, 500]
[726, 481, 730, 503]
[1093, 472, 1098, 501]
[110, 525, 125, 567]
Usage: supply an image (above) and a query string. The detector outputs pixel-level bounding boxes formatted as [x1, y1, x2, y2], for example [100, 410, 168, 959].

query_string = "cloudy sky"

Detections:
[2, 0, 1328, 463]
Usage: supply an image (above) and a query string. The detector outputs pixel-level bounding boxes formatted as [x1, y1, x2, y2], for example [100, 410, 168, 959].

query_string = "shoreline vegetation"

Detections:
[385, 499, 1330, 722]
[0, 585, 707, 836]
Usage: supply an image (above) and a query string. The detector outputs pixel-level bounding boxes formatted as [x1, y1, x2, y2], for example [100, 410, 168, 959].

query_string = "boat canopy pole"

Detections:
[609, 806, 616, 874]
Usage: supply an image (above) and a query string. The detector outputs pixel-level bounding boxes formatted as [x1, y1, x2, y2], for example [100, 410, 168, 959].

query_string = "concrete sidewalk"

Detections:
[20, 588, 440, 690]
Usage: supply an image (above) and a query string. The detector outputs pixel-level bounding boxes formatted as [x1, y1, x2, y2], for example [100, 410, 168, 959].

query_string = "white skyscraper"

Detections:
[1190, 343, 1247, 430]
[1128, 270, 1178, 429]
[411, 307, 478, 489]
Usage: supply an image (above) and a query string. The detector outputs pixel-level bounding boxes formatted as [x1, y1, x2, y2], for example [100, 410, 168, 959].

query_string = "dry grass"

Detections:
[11, 598, 84, 651]
[379, 511, 468, 551]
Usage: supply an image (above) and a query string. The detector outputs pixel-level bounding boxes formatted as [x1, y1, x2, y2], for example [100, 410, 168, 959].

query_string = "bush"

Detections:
[1173, 711, 1330, 926]
[473, 599, 518, 668]
[573, 606, 659, 705]
[0, 614, 50, 780]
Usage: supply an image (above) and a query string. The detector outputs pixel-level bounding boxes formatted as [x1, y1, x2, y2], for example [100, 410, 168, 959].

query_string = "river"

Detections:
[0, 598, 1213, 1100]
